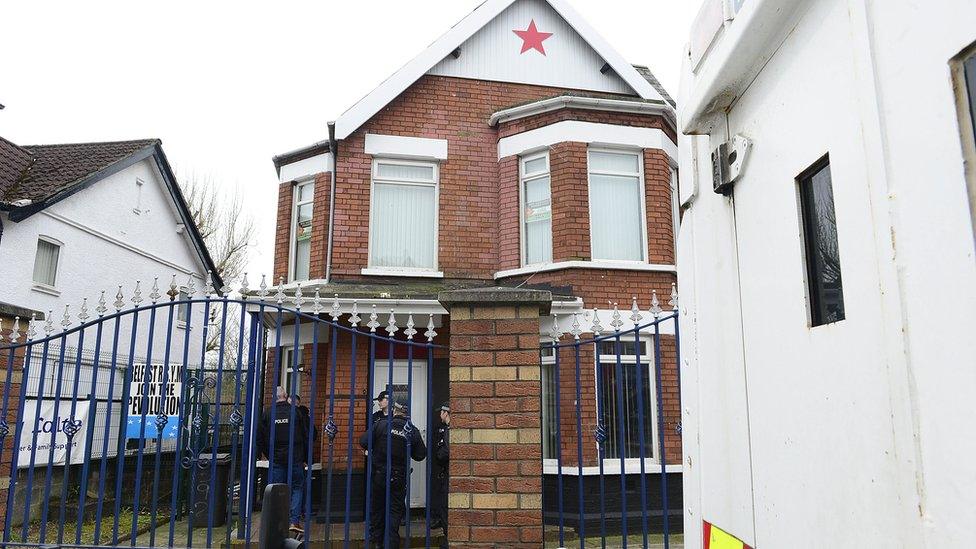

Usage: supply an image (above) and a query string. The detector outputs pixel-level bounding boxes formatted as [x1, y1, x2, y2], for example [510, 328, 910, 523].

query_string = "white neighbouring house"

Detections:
[677, 0, 976, 548]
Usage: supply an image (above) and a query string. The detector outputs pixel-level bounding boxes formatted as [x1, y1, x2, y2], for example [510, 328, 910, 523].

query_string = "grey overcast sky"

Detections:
[0, 1, 699, 279]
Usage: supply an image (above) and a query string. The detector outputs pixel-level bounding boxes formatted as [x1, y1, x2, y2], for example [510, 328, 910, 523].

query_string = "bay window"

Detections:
[368, 159, 439, 272]
[587, 149, 647, 262]
[520, 152, 553, 265]
[290, 181, 314, 281]
[597, 338, 657, 461]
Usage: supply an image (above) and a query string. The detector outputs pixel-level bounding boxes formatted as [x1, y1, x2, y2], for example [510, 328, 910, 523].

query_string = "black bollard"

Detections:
[260, 484, 304, 549]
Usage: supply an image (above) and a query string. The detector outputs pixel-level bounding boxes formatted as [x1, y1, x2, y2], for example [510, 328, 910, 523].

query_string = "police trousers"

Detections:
[369, 466, 407, 548]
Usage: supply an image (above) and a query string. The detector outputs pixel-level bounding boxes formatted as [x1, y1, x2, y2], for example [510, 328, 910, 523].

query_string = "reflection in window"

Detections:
[798, 156, 845, 326]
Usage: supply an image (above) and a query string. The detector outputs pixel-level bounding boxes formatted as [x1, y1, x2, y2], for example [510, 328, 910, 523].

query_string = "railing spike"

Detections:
[61, 305, 72, 331]
[312, 288, 323, 315]
[78, 298, 90, 324]
[548, 314, 562, 343]
[240, 272, 250, 297]
[168, 274, 179, 301]
[349, 301, 361, 327]
[27, 314, 37, 341]
[571, 312, 583, 340]
[132, 280, 144, 306]
[203, 272, 215, 298]
[610, 303, 624, 331]
[386, 310, 399, 336]
[591, 308, 604, 336]
[630, 295, 643, 325]
[0, 318, 4, 343]
[186, 275, 197, 297]
[425, 313, 437, 342]
[8, 317, 19, 343]
[294, 283, 304, 311]
[149, 277, 162, 303]
[274, 277, 286, 305]
[404, 314, 417, 340]
[330, 294, 341, 321]
[114, 285, 125, 311]
[258, 274, 269, 301]
[367, 305, 380, 333]
[96, 291, 108, 317]
[650, 290, 663, 319]
[670, 282, 679, 311]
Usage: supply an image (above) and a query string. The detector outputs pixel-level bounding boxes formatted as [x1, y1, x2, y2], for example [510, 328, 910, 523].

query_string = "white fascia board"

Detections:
[278, 153, 333, 183]
[365, 134, 449, 161]
[489, 96, 674, 127]
[497, 121, 677, 162]
[496, 260, 677, 279]
[335, 0, 517, 140]
[546, 0, 663, 102]
[334, 0, 660, 140]
[680, 0, 808, 134]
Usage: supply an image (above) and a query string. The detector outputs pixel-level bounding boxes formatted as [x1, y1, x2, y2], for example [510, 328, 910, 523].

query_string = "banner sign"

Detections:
[126, 363, 182, 439]
[17, 399, 91, 467]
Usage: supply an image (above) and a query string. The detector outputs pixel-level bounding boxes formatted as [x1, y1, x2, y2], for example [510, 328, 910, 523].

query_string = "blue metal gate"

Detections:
[0, 276, 447, 549]
[541, 288, 681, 549]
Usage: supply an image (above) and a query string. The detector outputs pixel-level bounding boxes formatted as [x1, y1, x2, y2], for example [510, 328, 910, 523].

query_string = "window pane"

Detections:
[524, 156, 547, 175]
[297, 203, 313, 224]
[590, 151, 639, 174]
[32, 240, 60, 286]
[599, 361, 654, 460]
[523, 176, 552, 265]
[178, 290, 189, 323]
[371, 182, 436, 269]
[295, 239, 311, 281]
[589, 174, 644, 261]
[799, 159, 845, 325]
[376, 163, 435, 182]
[598, 340, 647, 356]
[297, 183, 314, 202]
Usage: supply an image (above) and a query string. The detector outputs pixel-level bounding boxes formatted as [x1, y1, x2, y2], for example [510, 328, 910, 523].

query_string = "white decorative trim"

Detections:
[543, 461, 683, 475]
[333, 0, 665, 140]
[245, 290, 449, 316]
[497, 121, 678, 162]
[490, 95, 672, 127]
[361, 268, 445, 279]
[365, 134, 448, 161]
[278, 153, 333, 183]
[495, 260, 677, 279]
[39, 211, 202, 278]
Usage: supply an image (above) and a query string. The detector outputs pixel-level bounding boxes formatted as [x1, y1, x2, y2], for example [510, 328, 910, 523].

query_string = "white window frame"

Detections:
[31, 236, 63, 295]
[366, 158, 441, 275]
[289, 180, 315, 282]
[586, 147, 649, 264]
[594, 336, 660, 471]
[540, 343, 558, 468]
[279, 347, 303, 397]
[519, 151, 553, 267]
[176, 288, 190, 329]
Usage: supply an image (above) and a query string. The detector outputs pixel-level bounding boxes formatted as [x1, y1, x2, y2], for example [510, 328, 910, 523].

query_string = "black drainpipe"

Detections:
[325, 122, 338, 284]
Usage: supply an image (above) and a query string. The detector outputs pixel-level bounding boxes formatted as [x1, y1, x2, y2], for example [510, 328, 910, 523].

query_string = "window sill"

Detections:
[495, 260, 676, 279]
[31, 284, 61, 297]
[361, 268, 444, 279]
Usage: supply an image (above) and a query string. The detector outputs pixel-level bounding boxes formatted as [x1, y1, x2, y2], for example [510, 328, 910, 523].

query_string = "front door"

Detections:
[373, 360, 428, 508]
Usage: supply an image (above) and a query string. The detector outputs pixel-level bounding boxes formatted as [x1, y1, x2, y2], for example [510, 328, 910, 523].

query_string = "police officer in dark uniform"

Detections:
[359, 401, 426, 549]
[429, 403, 450, 546]
[371, 390, 390, 423]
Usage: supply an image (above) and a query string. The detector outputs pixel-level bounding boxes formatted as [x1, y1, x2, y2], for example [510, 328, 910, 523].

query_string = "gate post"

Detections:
[438, 288, 552, 548]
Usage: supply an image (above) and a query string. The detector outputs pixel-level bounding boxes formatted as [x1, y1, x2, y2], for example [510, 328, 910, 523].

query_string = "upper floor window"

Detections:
[290, 181, 314, 281]
[32, 237, 61, 288]
[588, 149, 647, 262]
[798, 155, 845, 326]
[520, 152, 552, 266]
[369, 159, 438, 272]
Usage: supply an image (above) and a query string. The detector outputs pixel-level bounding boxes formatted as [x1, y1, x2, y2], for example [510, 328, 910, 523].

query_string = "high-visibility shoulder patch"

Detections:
[703, 521, 753, 549]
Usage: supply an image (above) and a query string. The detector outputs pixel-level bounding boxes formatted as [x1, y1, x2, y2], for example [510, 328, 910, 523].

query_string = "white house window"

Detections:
[521, 152, 552, 265]
[290, 181, 314, 281]
[177, 289, 190, 327]
[597, 338, 657, 462]
[368, 159, 438, 272]
[588, 149, 646, 262]
[280, 348, 302, 396]
[540, 344, 558, 461]
[32, 238, 61, 288]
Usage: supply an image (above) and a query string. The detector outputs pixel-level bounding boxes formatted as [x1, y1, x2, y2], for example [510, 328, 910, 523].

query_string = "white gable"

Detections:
[334, 0, 667, 140]
[428, 0, 632, 94]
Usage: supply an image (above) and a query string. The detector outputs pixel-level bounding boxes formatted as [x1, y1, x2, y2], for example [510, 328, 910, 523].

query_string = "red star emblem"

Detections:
[513, 19, 553, 56]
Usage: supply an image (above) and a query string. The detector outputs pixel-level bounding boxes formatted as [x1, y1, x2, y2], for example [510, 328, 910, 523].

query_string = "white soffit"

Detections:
[364, 134, 449, 161]
[334, 0, 665, 140]
[279, 153, 333, 183]
[497, 121, 678, 162]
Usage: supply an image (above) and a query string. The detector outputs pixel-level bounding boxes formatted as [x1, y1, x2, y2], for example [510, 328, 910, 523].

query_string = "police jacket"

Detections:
[359, 416, 427, 469]
[433, 423, 449, 474]
[257, 401, 309, 465]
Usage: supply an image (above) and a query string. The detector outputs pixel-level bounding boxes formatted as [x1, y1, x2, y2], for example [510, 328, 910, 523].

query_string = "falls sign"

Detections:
[126, 363, 182, 439]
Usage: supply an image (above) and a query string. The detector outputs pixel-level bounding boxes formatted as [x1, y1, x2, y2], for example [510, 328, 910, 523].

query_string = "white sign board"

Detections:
[17, 399, 91, 467]
[128, 363, 183, 417]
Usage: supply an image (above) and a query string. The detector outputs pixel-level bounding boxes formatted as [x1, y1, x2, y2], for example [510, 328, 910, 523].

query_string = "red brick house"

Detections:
[264, 0, 679, 538]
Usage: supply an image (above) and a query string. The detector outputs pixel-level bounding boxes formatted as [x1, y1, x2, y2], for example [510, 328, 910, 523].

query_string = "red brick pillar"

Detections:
[0, 314, 29, 530]
[439, 288, 551, 549]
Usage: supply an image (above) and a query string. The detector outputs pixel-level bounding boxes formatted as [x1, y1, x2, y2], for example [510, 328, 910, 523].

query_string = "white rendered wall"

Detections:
[0, 158, 209, 360]
[677, 0, 976, 547]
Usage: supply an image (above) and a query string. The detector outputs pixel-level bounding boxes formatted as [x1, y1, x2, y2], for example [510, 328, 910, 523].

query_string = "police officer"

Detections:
[359, 401, 426, 549]
[371, 390, 390, 423]
[429, 403, 450, 546]
[257, 387, 309, 533]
